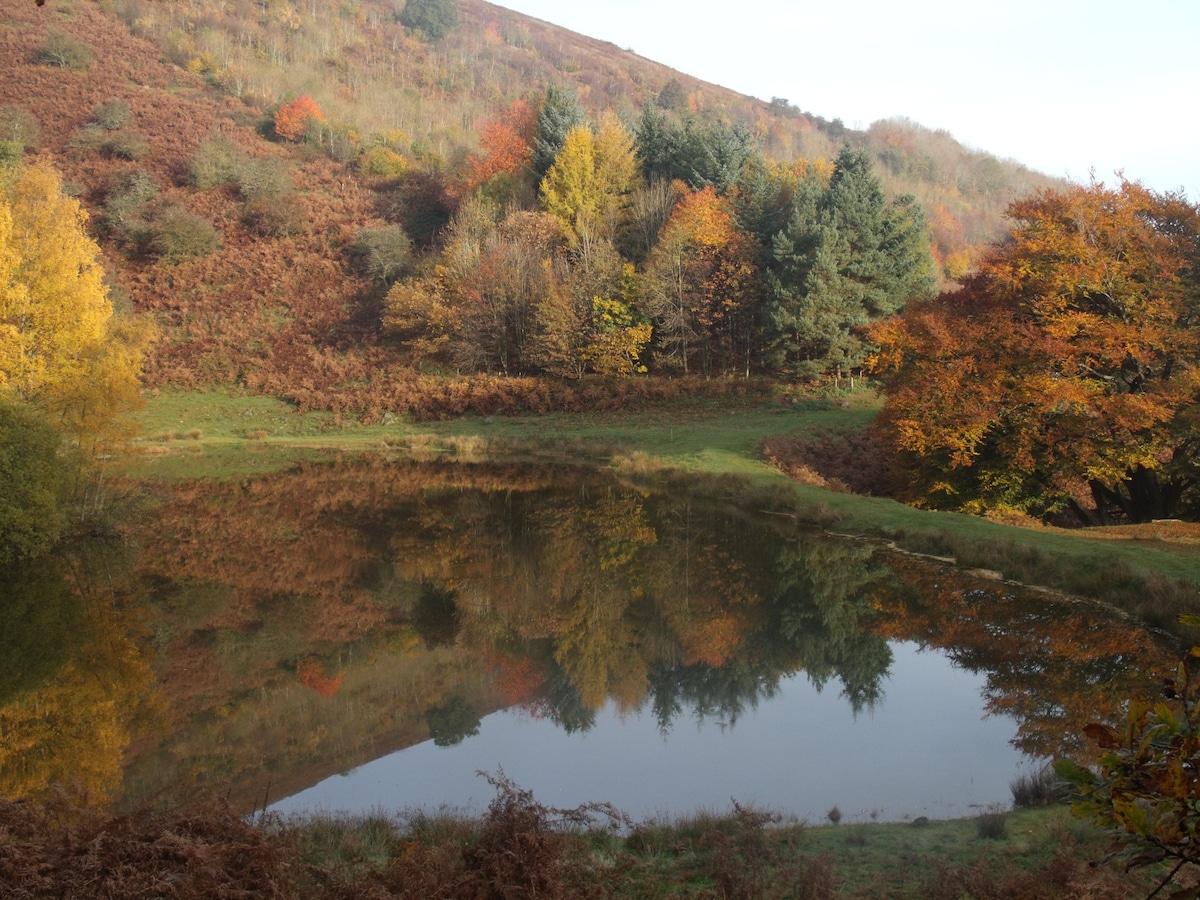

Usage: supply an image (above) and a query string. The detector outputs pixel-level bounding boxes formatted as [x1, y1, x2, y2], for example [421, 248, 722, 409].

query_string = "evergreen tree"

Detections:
[399, 0, 458, 41]
[634, 108, 754, 195]
[765, 145, 934, 377]
[533, 86, 586, 182]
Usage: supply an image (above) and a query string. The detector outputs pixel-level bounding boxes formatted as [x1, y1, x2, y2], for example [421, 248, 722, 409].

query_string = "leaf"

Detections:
[1084, 722, 1123, 749]
[1054, 758, 1097, 786]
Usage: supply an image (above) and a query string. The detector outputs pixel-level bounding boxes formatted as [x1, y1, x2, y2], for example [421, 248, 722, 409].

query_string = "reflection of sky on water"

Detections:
[271, 641, 1031, 824]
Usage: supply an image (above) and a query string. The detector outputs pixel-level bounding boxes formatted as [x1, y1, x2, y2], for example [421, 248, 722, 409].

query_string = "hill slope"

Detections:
[1, 0, 1065, 412]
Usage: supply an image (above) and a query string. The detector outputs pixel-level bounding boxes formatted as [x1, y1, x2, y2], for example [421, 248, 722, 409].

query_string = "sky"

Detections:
[493, 0, 1199, 198]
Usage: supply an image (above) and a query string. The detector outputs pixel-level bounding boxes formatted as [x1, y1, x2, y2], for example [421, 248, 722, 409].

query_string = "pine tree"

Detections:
[533, 86, 586, 182]
[765, 146, 933, 377]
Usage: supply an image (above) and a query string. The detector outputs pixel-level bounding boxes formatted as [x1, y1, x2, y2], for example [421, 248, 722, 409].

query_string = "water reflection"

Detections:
[0, 547, 157, 804]
[0, 457, 1179, 818]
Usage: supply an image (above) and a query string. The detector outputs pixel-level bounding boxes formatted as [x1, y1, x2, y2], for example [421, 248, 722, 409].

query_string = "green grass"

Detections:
[276, 804, 1173, 898]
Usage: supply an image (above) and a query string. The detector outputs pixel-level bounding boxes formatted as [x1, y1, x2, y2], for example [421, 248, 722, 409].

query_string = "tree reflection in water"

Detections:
[0, 458, 1178, 814]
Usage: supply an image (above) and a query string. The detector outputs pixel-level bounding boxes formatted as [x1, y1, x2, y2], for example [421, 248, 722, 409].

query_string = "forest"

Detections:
[7, 2, 1200, 896]
[2, 0, 1199, 532]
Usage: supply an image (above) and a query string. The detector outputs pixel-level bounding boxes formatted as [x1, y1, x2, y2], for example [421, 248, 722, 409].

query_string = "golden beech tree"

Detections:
[871, 179, 1200, 524]
[274, 94, 325, 142]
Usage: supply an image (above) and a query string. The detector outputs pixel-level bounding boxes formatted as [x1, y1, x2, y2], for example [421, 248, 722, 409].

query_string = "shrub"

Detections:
[0, 142, 22, 167]
[68, 127, 149, 161]
[975, 804, 1007, 840]
[89, 99, 131, 131]
[0, 107, 40, 154]
[234, 156, 291, 203]
[1010, 764, 1065, 809]
[35, 31, 93, 70]
[106, 131, 149, 161]
[357, 144, 407, 179]
[101, 169, 157, 239]
[352, 224, 413, 285]
[189, 134, 242, 190]
[147, 203, 221, 263]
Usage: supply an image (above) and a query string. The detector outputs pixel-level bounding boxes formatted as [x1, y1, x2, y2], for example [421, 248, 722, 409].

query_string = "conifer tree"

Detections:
[765, 145, 934, 377]
[533, 86, 586, 182]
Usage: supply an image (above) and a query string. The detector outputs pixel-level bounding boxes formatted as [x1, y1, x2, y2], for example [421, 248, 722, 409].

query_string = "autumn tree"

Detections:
[871, 179, 1200, 523]
[463, 98, 536, 202]
[640, 186, 760, 375]
[539, 126, 598, 234]
[0, 164, 151, 520]
[541, 114, 641, 247]
[433, 200, 572, 375]
[274, 95, 325, 142]
[765, 145, 935, 378]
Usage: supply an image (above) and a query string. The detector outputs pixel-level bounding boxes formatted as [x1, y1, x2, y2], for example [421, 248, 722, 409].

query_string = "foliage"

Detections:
[102, 168, 158, 241]
[399, 0, 459, 41]
[540, 126, 598, 232]
[274, 95, 325, 143]
[0, 164, 112, 404]
[0, 164, 153, 520]
[147, 202, 221, 263]
[423, 693, 481, 746]
[104, 129, 149, 161]
[34, 30, 93, 70]
[533, 85, 587, 182]
[0, 400, 65, 564]
[635, 105, 757, 194]
[871, 179, 1200, 523]
[640, 185, 761, 375]
[463, 98, 536, 199]
[766, 145, 936, 378]
[188, 134, 243, 190]
[1055, 614, 1200, 891]
[89, 99, 131, 131]
[351, 224, 413, 286]
[0, 106, 39, 165]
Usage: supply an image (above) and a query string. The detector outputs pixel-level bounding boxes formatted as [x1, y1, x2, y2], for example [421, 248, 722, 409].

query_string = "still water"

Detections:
[272, 642, 1027, 823]
[0, 456, 1177, 823]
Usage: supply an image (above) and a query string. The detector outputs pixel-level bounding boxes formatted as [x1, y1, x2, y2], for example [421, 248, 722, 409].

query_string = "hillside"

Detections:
[0, 0, 1066, 413]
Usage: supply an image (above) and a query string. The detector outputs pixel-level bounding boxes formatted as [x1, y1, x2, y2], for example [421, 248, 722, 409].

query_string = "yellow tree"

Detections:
[591, 111, 641, 241]
[539, 126, 598, 235]
[0, 165, 151, 514]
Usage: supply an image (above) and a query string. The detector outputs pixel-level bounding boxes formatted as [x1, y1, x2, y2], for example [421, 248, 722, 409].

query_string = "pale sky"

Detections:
[494, 0, 1199, 198]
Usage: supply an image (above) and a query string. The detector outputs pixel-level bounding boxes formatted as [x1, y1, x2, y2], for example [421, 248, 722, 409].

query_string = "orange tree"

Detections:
[274, 95, 325, 142]
[870, 179, 1200, 523]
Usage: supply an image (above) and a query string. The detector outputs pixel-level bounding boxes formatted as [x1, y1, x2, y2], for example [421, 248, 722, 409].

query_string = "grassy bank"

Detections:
[1, 789, 1175, 898]
[123, 388, 1200, 636]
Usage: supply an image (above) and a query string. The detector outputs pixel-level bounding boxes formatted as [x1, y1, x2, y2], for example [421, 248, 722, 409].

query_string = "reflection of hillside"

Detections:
[6, 459, 1175, 815]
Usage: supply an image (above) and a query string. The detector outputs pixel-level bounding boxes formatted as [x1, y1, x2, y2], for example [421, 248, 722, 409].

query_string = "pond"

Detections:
[0, 456, 1178, 824]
